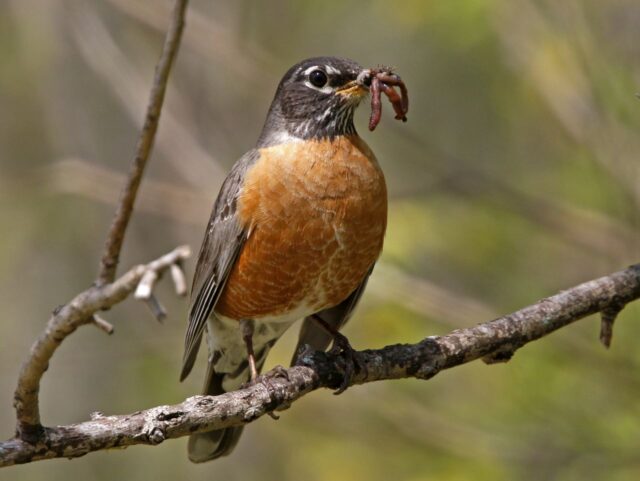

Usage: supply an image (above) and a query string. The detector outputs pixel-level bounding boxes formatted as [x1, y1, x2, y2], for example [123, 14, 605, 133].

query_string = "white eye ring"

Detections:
[302, 65, 335, 94]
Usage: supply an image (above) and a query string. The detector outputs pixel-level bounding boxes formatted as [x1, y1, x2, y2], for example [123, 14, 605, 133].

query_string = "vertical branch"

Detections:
[97, 0, 189, 285]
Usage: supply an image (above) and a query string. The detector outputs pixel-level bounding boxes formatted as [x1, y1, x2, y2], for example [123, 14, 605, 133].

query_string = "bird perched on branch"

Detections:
[180, 56, 408, 462]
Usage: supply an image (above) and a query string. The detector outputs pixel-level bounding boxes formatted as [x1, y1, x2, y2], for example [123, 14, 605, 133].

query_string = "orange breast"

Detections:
[215, 135, 387, 321]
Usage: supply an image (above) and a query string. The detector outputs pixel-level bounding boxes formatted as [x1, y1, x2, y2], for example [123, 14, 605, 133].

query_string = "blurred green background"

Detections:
[1, 0, 639, 480]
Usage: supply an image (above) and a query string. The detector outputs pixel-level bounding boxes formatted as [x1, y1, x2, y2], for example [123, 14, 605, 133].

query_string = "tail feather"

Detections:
[188, 424, 244, 463]
[187, 361, 245, 463]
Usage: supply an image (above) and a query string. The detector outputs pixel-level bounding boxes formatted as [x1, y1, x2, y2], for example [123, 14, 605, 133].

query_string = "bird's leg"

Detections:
[310, 314, 359, 395]
[310, 314, 352, 351]
[240, 319, 285, 419]
[240, 319, 259, 383]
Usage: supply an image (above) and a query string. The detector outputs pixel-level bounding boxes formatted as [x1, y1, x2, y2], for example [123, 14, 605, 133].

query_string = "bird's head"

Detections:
[258, 56, 372, 145]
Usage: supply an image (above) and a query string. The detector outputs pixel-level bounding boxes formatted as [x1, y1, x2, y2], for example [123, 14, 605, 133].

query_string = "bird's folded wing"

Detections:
[180, 149, 260, 381]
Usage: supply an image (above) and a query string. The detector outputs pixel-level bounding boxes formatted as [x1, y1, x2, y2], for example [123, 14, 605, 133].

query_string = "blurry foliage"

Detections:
[0, 0, 639, 480]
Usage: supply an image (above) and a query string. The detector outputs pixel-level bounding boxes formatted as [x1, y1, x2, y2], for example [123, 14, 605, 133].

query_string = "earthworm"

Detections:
[368, 75, 382, 131]
[367, 69, 409, 131]
[378, 82, 406, 121]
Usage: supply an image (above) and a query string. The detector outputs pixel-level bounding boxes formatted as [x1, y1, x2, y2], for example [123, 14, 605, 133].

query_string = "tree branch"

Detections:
[12, 245, 191, 441]
[97, 0, 188, 285]
[11, 0, 189, 443]
[2, 263, 638, 467]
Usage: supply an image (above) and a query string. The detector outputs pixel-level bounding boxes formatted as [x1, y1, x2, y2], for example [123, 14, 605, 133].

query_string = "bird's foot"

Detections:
[328, 332, 360, 395]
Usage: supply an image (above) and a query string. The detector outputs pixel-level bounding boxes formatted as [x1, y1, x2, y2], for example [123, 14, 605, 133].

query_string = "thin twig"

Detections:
[3, 263, 638, 466]
[142, 294, 168, 323]
[135, 270, 159, 299]
[170, 263, 188, 296]
[97, 0, 189, 284]
[600, 302, 624, 348]
[91, 315, 115, 335]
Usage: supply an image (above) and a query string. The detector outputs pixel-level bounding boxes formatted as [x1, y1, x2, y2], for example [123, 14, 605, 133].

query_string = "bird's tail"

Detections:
[187, 362, 245, 462]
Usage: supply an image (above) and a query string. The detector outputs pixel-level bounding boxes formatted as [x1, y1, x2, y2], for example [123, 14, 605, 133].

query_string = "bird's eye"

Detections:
[309, 69, 328, 88]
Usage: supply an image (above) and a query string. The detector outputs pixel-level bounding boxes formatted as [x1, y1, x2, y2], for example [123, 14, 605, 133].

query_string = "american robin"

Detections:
[180, 56, 391, 463]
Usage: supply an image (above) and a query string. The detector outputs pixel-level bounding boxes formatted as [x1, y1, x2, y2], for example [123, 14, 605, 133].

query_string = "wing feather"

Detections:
[180, 149, 260, 381]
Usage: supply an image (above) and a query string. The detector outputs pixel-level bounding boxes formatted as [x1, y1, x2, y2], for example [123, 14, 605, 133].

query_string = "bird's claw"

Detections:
[328, 332, 359, 395]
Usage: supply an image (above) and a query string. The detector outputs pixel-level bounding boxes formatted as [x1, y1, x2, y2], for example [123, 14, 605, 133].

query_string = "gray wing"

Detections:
[290, 265, 374, 365]
[180, 149, 260, 381]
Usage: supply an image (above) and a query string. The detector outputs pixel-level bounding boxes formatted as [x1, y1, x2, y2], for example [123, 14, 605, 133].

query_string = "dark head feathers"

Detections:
[257, 56, 369, 146]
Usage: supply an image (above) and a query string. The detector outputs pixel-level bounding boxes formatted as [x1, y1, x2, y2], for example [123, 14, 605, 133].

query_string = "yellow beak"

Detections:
[336, 81, 369, 99]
